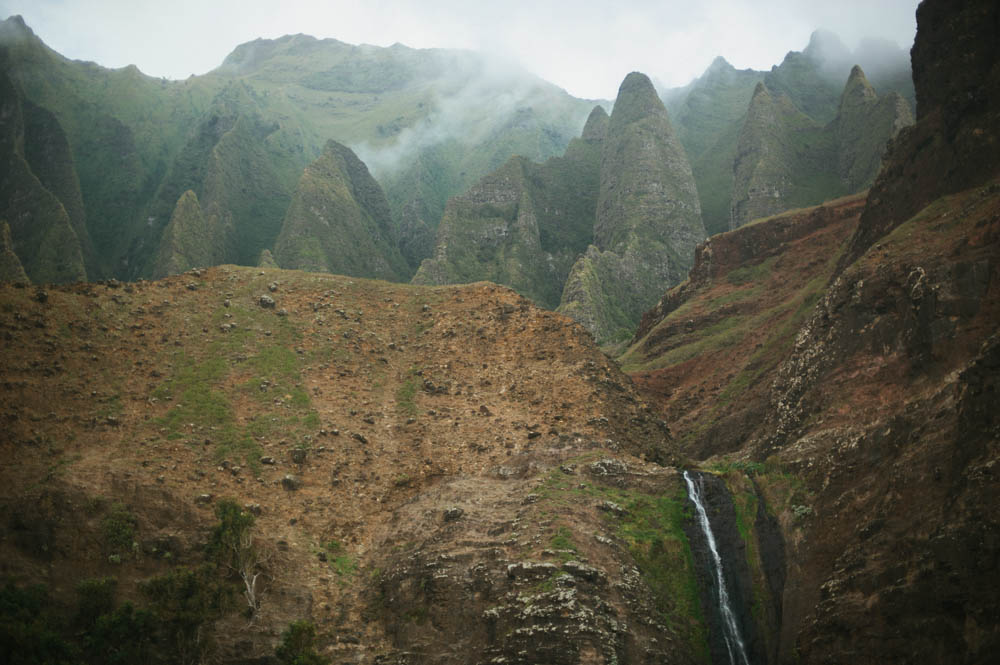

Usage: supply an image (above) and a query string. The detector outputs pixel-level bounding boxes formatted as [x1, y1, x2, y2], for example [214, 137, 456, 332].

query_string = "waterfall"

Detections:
[684, 470, 751, 665]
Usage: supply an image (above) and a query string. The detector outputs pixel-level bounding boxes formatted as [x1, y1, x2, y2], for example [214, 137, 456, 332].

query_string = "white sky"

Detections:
[0, 0, 919, 99]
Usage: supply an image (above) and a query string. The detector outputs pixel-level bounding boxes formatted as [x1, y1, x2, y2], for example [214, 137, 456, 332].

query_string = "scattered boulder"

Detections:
[597, 500, 627, 517]
[588, 458, 628, 477]
[281, 474, 301, 491]
[258, 294, 275, 309]
[444, 507, 464, 521]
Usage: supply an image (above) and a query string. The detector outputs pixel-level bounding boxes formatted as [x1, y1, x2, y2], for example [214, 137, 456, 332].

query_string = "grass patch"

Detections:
[726, 257, 777, 286]
[395, 368, 421, 416]
[323, 541, 358, 585]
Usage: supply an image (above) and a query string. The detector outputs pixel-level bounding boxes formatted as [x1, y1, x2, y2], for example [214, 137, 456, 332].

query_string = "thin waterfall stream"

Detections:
[684, 470, 752, 665]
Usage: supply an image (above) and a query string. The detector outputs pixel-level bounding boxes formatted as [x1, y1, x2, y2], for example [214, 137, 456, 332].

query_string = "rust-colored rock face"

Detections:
[624, 2, 1000, 662]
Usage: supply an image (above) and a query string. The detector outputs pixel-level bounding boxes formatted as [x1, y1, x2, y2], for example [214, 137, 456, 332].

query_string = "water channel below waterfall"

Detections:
[683, 470, 755, 665]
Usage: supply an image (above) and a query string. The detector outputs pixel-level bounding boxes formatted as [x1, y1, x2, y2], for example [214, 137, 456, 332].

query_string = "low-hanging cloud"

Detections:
[2, 0, 918, 99]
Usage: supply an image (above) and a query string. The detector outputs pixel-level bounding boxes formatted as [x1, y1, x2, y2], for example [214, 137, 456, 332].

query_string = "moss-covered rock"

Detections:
[150, 190, 217, 278]
[274, 140, 406, 280]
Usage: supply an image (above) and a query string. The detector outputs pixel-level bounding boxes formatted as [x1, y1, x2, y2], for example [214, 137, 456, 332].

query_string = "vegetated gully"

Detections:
[682, 470, 779, 665]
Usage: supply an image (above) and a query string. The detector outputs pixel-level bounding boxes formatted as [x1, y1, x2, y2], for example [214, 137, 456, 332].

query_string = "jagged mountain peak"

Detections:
[840, 64, 877, 106]
[0, 14, 46, 52]
[708, 55, 734, 72]
[803, 28, 850, 63]
[750, 80, 772, 103]
[609, 71, 669, 128]
[582, 105, 610, 141]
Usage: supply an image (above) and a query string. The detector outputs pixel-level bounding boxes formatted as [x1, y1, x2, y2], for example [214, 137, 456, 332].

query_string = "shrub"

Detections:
[275, 620, 328, 665]
[101, 503, 137, 560]
[83, 602, 155, 665]
[75, 577, 117, 628]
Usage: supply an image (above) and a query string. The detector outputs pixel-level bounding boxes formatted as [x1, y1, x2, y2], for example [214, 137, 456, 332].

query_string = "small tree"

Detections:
[210, 500, 270, 617]
[275, 620, 328, 665]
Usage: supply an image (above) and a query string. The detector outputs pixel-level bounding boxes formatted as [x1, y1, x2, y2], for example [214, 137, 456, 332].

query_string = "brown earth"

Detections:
[0, 267, 717, 664]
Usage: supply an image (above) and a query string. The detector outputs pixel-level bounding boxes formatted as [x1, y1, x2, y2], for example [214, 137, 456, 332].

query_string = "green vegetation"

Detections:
[141, 565, 235, 664]
[3, 18, 592, 282]
[323, 541, 358, 584]
[153, 290, 321, 472]
[101, 502, 137, 561]
[726, 257, 777, 286]
[0, 581, 77, 664]
[395, 368, 421, 416]
[275, 620, 328, 665]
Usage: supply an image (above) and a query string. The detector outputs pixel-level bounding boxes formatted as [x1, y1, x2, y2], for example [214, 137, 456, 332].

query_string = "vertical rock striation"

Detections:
[558, 72, 705, 346]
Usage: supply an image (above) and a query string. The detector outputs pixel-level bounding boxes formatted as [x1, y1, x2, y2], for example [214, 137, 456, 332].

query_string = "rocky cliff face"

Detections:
[835, 66, 914, 193]
[416, 74, 704, 347]
[664, 31, 914, 238]
[664, 57, 764, 236]
[842, 0, 1000, 269]
[274, 140, 407, 280]
[412, 106, 605, 310]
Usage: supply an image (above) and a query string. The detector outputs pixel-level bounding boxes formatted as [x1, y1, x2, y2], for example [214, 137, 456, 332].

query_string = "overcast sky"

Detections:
[1, 0, 919, 99]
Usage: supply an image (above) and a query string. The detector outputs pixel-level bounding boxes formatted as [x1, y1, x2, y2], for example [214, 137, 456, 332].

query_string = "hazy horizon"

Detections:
[0, 0, 919, 99]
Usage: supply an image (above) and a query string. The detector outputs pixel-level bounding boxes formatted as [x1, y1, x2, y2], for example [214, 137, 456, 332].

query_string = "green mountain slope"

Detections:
[416, 74, 704, 347]
[0, 17, 593, 281]
[0, 220, 28, 281]
[664, 30, 914, 236]
[0, 64, 86, 283]
[150, 190, 217, 278]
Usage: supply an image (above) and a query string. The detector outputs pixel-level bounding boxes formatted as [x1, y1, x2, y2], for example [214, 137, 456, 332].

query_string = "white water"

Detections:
[684, 470, 751, 665]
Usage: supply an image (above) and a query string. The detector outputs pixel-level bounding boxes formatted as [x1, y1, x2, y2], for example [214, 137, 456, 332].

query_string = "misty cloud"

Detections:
[2, 0, 919, 99]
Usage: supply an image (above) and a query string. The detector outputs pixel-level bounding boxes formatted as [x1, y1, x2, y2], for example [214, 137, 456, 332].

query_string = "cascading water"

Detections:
[684, 470, 751, 665]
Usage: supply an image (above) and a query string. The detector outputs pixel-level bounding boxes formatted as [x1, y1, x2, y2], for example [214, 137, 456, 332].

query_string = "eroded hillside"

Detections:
[0, 266, 747, 664]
